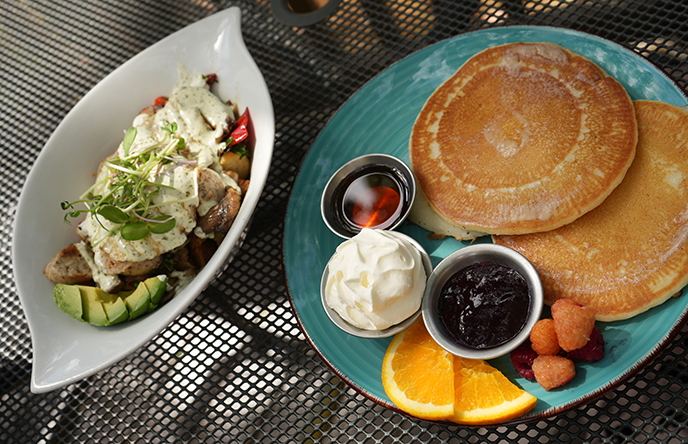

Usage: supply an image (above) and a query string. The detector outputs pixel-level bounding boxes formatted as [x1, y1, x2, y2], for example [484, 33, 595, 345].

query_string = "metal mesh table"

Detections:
[2, 0, 688, 442]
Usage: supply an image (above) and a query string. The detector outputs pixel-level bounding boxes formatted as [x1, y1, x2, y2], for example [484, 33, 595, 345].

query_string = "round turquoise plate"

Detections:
[283, 26, 688, 425]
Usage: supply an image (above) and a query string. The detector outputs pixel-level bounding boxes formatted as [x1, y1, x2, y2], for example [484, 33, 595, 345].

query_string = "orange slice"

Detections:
[381, 319, 455, 420]
[381, 319, 537, 425]
[453, 358, 537, 425]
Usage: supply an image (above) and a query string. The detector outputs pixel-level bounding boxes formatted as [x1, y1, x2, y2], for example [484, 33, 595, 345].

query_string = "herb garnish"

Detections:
[218, 108, 250, 159]
[230, 142, 249, 159]
[61, 123, 194, 242]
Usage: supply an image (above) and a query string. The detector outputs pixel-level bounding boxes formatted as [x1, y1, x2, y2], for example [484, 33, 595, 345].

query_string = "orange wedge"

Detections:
[381, 319, 455, 420]
[382, 319, 537, 425]
[453, 358, 537, 425]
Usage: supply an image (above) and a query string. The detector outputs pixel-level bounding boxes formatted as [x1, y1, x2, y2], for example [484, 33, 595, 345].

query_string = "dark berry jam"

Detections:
[437, 261, 531, 350]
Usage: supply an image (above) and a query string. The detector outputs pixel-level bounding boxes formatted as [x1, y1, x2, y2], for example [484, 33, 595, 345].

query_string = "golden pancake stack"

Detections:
[409, 41, 688, 320]
[410, 42, 637, 237]
[495, 101, 688, 321]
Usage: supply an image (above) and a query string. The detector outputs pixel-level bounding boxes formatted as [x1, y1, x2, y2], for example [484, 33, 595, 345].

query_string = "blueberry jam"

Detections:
[437, 261, 531, 350]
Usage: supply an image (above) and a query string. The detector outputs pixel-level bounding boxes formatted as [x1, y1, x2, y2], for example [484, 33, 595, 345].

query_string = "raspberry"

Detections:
[532, 355, 576, 391]
[562, 326, 605, 362]
[530, 319, 560, 355]
[551, 298, 596, 352]
[509, 341, 538, 380]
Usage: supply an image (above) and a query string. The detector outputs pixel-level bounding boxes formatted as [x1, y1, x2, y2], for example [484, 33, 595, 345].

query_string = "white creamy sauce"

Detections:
[169, 270, 196, 294]
[196, 199, 217, 219]
[78, 64, 241, 278]
[74, 241, 120, 292]
[158, 66, 237, 177]
[81, 164, 200, 263]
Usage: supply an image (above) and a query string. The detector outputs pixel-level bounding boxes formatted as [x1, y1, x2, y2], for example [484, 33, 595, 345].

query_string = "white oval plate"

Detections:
[11, 7, 275, 393]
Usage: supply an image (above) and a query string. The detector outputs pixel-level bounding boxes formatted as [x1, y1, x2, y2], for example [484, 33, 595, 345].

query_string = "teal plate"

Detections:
[283, 26, 688, 425]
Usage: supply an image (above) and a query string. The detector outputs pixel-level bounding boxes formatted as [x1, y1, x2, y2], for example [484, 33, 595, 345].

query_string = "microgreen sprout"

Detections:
[62, 123, 190, 242]
[122, 127, 136, 157]
[161, 121, 178, 135]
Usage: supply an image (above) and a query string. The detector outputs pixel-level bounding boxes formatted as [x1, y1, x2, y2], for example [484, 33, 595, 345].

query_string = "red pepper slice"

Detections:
[204, 73, 218, 88]
[227, 108, 250, 147]
[154, 96, 168, 106]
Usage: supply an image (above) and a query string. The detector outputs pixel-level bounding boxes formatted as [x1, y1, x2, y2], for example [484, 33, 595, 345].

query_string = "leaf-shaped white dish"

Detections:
[12, 7, 274, 393]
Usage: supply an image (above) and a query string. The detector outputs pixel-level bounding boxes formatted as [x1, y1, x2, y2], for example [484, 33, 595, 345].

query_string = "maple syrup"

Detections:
[330, 163, 412, 237]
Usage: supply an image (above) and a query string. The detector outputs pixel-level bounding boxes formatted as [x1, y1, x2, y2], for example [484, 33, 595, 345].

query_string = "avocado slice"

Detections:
[98, 291, 129, 325]
[54, 284, 84, 322]
[104, 298, 128, 325]
[143, 275, 168, 312]
[53, 275, 169, 326]
[79, 286, 109, 327]
[123, 281, 151, 321]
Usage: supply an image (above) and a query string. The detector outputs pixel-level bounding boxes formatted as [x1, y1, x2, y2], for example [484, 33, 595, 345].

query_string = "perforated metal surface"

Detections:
[1, 0, 688, 442]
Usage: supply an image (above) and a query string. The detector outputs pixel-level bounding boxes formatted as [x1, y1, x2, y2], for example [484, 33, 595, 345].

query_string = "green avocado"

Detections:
[123, 281, 151, 321]
[53, 276, 169, 326]
[143, 275, 168, 312]
[79, 286, 109, 327]
[54, 284, 84, 322]
[105, 298, 128, 325]
[99, 291, 129, 325]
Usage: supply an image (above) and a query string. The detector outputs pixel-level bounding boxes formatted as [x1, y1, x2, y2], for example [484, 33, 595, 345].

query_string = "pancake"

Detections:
[494, 100, 688, 321]
[408, 185, 485, 240]
[409, 42, 637, 235]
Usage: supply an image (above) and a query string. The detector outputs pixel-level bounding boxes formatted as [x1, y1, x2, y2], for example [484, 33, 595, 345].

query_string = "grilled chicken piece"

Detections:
[197, 168, 226, 209]
[43, 244, 93, 284]
[215, 115, 236, 144]
[138, 103, 164, 116]
[218, 171, 249, 195]
[98, 251, 162, 276]
[238, 179, 249, 196]
[197, 187, 242, 234]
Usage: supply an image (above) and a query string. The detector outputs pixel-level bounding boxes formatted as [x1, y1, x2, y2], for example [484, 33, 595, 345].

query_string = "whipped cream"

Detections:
[325, 228, 427, 330]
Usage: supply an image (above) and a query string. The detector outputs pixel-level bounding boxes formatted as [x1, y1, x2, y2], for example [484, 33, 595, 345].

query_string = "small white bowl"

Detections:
[321, 153, 416, 239]
[422, 243, 543, 360]
[320, 231, 431, 338]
